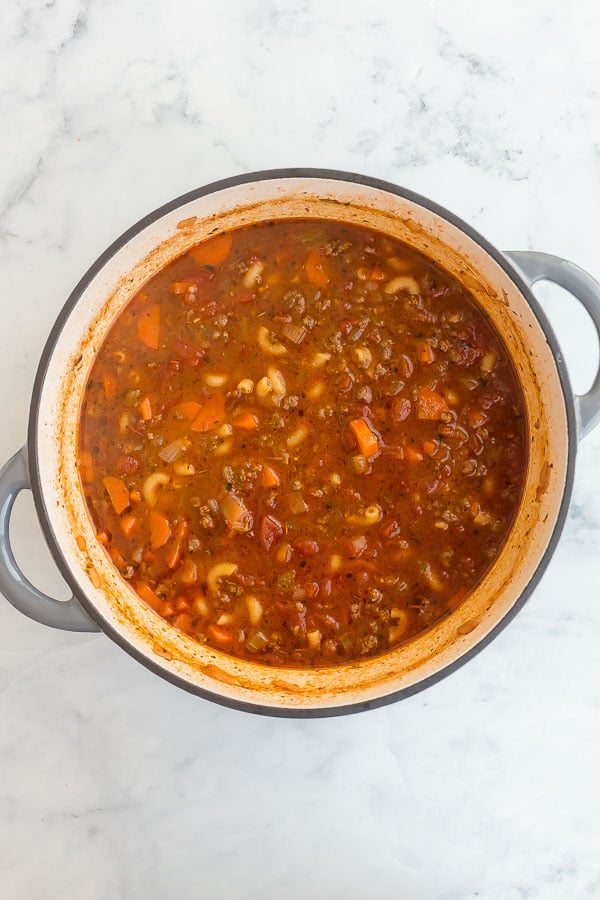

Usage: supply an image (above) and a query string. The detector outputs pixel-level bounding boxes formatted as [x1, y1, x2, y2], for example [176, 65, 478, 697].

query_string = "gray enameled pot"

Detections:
[0, 169, 599, 717]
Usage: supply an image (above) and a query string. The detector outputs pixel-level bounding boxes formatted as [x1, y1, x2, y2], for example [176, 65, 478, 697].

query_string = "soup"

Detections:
[78, 220, 527, 666]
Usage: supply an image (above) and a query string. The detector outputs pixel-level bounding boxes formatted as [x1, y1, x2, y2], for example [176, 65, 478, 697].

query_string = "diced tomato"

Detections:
[380, 520, 400, 539]
[295, 539, 320, 556]
[172, 337, 206, 363]
[392, 398, 412, 422]
[347, 535, 367, 558]
[280, 604, 307, 635]
[258, 514, 283, 551]
[116, 455, 139, 476]
[416, 388, 449, 421]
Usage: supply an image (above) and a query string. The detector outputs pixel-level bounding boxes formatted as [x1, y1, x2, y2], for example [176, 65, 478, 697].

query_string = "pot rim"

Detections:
[26, 168, 578, 717]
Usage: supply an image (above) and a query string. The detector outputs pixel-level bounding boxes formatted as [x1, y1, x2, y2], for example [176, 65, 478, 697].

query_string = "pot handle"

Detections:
[0, 447, 100, 632]
[505, 250, 600, 438]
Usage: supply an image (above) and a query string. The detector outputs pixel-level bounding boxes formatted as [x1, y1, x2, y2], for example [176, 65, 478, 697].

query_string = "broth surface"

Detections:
[78, 220, 527, 666]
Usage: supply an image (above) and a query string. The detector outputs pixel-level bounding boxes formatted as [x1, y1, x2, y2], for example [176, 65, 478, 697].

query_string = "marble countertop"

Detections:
[2, 1, 600, 897]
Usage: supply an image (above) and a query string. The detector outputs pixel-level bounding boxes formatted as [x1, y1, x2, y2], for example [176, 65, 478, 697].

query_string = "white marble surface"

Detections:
[1, 1, 600, 897]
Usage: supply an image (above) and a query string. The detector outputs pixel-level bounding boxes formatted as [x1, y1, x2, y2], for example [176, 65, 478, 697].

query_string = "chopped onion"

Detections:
[159, 438, 189, 463]
[281, 322, 307, 345]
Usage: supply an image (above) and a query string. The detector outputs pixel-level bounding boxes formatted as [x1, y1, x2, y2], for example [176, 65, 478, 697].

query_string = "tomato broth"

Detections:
[78, 220, 527, 666]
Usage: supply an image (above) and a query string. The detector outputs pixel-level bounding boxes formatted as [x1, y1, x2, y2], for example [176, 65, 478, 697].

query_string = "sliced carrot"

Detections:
[417, 342, 435, 365]
[189, 233, 233, 267]
[102, 373, 117, 401]
[305, 249, 330, 287]
[261, 464, 280, 489]
[233, 412, 259, 431]
[79, 450, 94, 484]
[102, 476, 130, 515]
[173, 613, 193, 632]
[468, 408, 487, 429]
[422, 440, 437, 456]
[191, 392, 225, 432]
[134, 580, 163, 612]
[165, 520, 189, 570]
[220, 493, 252, 533]
[349, 418, 380, 459]
[120, 514, 140, 538]
[404, 446, 424, 463]
[178, 559, 198, 585]
[136, 304, 160, 350]
[208, 623, 237, 646]
[139, 396, 152, 421]
[149, 510, 171, 550]
[175, 400, 202, 421]
[369, 267, 387, 281]
[416, 387, 449, 421]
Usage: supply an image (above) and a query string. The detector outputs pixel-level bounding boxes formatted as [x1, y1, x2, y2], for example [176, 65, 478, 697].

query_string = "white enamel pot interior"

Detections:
[15, 170, 590, 715]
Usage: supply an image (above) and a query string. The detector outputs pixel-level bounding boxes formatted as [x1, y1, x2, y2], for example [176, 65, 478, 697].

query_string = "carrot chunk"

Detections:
[417, 342, 435, 365]
[177, 559, 198, 585]
[120, 514, 140, 537]
[149, 510, 172, 549]
[416, 387, 449, 421]
[79, 450, 95, 484]
[191, 392, 225, 432]
[134, 580, 163, 612]
[305, 249, 330, 287]
[136, 304, 160, 350]
[139, 397, 152, 421]
[404, 446, 424, 463]
[220, 493, 253, 533]
[102, 476, 130, 515]
[349, 418, 380, 459]
[261, 464, 280, 488]
[175, 400, 202, 421]
[165, 520, 189, 570]
[102, 373, 117, 401]
[233, 412, 259, 430]
[189, 233, 233, 267]
[208, 624, 237, 646]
